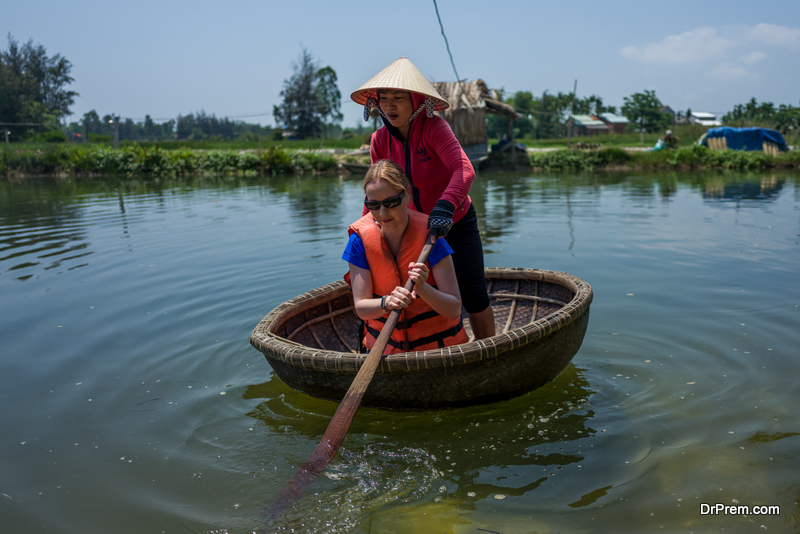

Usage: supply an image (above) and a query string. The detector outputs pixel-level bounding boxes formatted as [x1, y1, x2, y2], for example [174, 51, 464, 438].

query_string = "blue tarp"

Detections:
[702, 127, 788, 152]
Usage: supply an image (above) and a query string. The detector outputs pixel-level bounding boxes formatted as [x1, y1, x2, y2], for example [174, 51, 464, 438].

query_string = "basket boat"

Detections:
[250, 268, 592, 410]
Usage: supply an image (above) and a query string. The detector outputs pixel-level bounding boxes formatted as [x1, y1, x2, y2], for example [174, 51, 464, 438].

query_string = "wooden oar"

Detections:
[261, 232, 438, 522]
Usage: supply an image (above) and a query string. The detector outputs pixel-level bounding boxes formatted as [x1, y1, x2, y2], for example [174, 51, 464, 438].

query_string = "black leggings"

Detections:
[445, 204, 490, 314]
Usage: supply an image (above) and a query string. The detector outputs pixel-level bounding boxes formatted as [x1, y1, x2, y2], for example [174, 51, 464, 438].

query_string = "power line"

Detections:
[433, 0, 460, 82]
[0, 122, 60, 126]
[226, 111, 273, 119]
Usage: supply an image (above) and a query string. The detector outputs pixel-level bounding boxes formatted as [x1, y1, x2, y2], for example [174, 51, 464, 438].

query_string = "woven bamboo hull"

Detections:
[250, 268, 592, 409]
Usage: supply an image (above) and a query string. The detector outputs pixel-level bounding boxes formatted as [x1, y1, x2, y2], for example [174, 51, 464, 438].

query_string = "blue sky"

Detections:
[5, 0, 800, 128]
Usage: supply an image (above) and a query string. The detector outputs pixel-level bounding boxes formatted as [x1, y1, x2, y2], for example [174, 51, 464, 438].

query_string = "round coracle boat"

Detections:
[250, 268, 593, 410]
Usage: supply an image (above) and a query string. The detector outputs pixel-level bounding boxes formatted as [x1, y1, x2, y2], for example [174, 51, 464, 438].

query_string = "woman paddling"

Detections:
[343, 160, 468, 354]
[350, 57, 495, 339]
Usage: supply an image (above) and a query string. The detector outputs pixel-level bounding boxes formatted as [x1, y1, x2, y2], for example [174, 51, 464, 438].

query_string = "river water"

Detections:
[1, 170, 798, 533]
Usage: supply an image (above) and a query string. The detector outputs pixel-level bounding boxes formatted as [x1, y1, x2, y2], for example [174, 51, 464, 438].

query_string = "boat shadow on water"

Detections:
[242, 364, 598, 529]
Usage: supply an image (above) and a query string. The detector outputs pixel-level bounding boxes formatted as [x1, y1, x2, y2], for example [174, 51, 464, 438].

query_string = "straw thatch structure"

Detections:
[432, 80, 520, 160]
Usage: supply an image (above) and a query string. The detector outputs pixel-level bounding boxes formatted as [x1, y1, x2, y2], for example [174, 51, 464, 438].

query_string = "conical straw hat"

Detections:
[351, 57, 449, 111]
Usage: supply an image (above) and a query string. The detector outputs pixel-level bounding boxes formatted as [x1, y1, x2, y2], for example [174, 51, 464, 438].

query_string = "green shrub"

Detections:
[33, 130, 68, 143]
[529, 149, 606, 171]
[597, 147, 633, 165]
[88, 133, 112, 143]
[260, 146, 293, 175]
[664, 145, 772, 170]
[527, 144, 795, 171]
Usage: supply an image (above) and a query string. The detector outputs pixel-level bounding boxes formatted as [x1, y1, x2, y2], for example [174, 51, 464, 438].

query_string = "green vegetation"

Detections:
[8, 136, 365, 152]
[721, 98, 800, 145]
[487, 89, 615, 140]
[4, 35, 798, 180]
[1, 144, 341, 178]
[5, 141, 795, 179]
[64, 109, 273, 144]
[621, 90, 672, 133]
[528, 145, 800, 171]
[491, 88, 799, 147]
[528, 147, 633, 171]
[1, 35, 77, 136]
[273, 48, 343, 139]
[493, 123, 710, 149]
[133, 137, 366, 151]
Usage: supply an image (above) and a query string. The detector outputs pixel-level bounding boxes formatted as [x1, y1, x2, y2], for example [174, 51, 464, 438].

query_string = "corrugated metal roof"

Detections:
[599, 112, 630, 124]
[571, 115, 606, 127]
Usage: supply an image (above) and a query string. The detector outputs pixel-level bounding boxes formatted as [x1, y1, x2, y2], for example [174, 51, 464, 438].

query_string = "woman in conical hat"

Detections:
[351, 57, 495, 340]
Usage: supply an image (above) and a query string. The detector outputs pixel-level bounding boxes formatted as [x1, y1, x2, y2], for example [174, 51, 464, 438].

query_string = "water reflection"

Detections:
[702, 175, 784, 205]
[2, 170, 799, 533]
[243, 364, 596, 529]
[0, 183, 91, 280]
[3, 172, 796, 284]
[0, 174, 349, 282]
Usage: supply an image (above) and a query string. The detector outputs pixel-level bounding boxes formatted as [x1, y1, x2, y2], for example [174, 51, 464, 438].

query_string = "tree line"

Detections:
[492, 87, 798, 140]
[3, 36, 798, 145]
[721, 97, 800, 133]
[1, 34, 276, 143]
[68, 109, 272, 143]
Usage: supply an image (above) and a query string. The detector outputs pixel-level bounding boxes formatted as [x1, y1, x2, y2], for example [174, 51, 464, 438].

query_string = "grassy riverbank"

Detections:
[527, 145, 800, 171]
[1, 144, 341, 178]
[2, 141, 798, 178]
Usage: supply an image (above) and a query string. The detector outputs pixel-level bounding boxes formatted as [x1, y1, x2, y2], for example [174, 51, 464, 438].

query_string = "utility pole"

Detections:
[566, 79, 577, 148]
[4, 130, 9, 150]
[640, 116, 644, 146]
[109, 115, 119, 149]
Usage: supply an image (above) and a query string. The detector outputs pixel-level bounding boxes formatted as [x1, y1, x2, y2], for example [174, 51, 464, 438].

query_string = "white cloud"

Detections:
[747, 23, 800, 48]
[738, 51, 766, 63]
[710, 65, 750, 80]
[621, 24, 800, 65]
[620, 27, 736, 64]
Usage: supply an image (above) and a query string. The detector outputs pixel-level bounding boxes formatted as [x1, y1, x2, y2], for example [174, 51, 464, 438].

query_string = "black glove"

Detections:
[428, 199, 455, 237]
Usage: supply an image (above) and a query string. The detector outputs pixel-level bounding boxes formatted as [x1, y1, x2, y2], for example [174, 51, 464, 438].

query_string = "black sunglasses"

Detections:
[364, 190, 404, 211]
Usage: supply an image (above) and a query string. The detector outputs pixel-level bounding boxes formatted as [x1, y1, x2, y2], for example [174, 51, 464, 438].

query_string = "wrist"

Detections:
[434, 199, 455, 213]
[415, 283, 430, 299]
[380, 295, 386, 311]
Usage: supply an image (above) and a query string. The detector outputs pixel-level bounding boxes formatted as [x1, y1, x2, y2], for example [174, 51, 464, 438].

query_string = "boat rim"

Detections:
[250, 267, 593, 373]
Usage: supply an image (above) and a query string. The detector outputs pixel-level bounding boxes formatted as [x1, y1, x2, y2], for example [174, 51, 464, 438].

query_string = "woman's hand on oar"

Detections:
[261, 232, 438, 524]
[383, 286, 413, 310]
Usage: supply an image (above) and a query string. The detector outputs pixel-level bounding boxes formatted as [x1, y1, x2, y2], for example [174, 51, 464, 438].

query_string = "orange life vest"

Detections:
[348, 210, 468, 354]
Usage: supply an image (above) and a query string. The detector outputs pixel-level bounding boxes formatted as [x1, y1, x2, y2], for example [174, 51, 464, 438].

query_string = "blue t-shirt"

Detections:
[342, 233, 454, 270]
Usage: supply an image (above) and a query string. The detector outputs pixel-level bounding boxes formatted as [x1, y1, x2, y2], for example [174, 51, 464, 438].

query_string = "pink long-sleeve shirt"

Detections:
[361, 93, 475, 224]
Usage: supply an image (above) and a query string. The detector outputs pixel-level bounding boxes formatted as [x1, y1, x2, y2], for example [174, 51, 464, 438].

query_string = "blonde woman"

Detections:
[343, 160, 468, 354]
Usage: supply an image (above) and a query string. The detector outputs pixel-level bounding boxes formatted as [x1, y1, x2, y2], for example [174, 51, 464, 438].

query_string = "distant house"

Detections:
[660, 106, 676, 123]
[599, 112, 630, 134]
[689, 112, 722, 127]
[567, 114, 609, 136]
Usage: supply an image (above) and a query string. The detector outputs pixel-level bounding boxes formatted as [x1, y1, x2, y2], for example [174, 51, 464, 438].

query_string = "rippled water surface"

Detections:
[1, 171, 799, 533]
